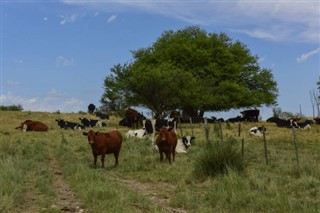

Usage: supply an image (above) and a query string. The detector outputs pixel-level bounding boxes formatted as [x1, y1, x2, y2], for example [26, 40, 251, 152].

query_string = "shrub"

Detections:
[0, 105, 23, 111]
[193, 138, 247, 180]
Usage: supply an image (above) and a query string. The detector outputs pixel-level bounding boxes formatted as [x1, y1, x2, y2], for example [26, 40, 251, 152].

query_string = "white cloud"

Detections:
[59, 13, 79, 25]
[56, 56, 74, 67]
[61, 1, 320, 43]
[107, 15, 117, 23]
[297, 48, 320, 63]
[0, 91, 84, 112]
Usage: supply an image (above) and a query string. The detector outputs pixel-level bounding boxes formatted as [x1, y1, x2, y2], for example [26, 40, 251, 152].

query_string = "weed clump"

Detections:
[193, 138, 247, 180]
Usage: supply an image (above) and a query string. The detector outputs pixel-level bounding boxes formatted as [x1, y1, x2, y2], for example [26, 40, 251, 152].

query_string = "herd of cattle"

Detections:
[14, 108, 320, 167]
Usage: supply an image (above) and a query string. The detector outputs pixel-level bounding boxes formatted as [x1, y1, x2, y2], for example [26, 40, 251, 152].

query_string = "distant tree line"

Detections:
[0, 105, 23, 111]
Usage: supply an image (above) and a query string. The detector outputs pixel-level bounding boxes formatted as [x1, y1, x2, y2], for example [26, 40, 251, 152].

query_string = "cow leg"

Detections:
[166, 152, 171, 164]
[101, 154, 105, 168]
[93, 155, 98, 168]
[159, 151, 164, 162]
[114, 152, 119, 167]
[172, 150, 175, 162]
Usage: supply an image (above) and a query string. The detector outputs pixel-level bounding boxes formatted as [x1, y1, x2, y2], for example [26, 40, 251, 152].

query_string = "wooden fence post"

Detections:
[238, 123, 241, 137]
[262, 125, 268, 165]
[189, 117, 194, 137]
[219, 121, 224, 143]
[178, 116, 183, 137]
[292, 127, 300, 168]
[204, 117, 210, 143]
[241, 138, 244, 157]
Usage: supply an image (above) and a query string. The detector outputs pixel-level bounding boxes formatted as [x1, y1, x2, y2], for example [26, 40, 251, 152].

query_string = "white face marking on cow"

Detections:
[22, 123, 28, 132]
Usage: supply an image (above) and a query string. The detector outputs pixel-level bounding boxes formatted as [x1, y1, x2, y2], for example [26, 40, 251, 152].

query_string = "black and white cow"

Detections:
[266, 117, 299, 128]
[55, 118, 85, 130]
[79, 117, 107, 128]
[125, 129, 148, 138]
[249, 126, 267, 137]
[296, 120, 313, 130]
[176, 135, 195, 153]
[143, 118, 175, 134]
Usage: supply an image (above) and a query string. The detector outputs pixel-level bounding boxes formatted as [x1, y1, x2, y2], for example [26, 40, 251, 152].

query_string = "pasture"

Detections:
[1, 111, 320, 213]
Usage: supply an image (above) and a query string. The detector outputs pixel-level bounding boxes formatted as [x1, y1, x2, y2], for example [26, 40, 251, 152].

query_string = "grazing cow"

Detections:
[176, 135, 195, 153]
[266, 117, 299, 128]
[249, 126, 267, 137]
[83, 130, 122, 168]
[79, 117, 107, 128]
[126, 129, 148, 138]
[240, 109, 259, 122]
[156, 127, 178, 164]
[95, 112, 110, 120]
[55, 118, 85, 130]
[15, 120, 48, 132]
[314, 117, 320, 124]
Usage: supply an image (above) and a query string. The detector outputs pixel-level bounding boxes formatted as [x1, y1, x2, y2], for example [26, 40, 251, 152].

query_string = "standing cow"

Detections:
[156, 127, 178, 164]
[83, 130, 122, 168]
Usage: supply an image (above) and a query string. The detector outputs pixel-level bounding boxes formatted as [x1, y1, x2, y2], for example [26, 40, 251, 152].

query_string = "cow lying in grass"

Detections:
[176, 135, 195, 153]
[15, 120, 49, 132]
[249, 126, 266, 137]
[83, 130, 122, 168]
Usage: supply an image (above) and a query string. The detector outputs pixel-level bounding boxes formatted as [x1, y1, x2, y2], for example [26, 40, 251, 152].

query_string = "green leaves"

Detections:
[100, 26, 278, 115]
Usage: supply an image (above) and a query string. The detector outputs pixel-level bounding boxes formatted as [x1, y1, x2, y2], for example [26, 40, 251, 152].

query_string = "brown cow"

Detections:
[125, 108, 142, 128]
[15, 120, 49, 132]
[156, 127, 178, 164]
[83, 130, 122, 168]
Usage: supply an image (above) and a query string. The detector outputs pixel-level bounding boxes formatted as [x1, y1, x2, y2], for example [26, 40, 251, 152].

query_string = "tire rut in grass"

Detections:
[110, 173, 188, 213]
[49, 155, 86, 212]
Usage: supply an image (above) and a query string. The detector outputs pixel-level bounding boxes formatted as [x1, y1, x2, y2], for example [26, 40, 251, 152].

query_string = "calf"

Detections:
[16, 120, 48, 132]
[79, 117, 107, 128]
[176, 135, 195, 153]
[156, 127, 178, 164]
[83, 130, 122, 168]
[55, 118, 84, 130]
[249, 126, 266, 137]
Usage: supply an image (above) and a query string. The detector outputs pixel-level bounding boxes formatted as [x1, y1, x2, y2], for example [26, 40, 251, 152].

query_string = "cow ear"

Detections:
[167, 127, 173, 132]
[95, 131, 100, 135]
[83, 132, 88, 136]
[191, 136, 195, 140]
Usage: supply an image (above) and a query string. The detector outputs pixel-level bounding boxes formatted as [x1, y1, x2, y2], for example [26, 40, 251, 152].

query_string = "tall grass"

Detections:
[1, 111, 320, 212]
[193, 138, 247, 180]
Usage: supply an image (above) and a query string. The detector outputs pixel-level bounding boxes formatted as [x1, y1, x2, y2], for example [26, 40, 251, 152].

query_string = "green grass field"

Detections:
[1, 111, 319, 212]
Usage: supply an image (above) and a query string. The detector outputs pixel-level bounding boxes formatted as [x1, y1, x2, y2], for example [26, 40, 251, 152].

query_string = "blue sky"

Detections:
[1, 0, 319, 120]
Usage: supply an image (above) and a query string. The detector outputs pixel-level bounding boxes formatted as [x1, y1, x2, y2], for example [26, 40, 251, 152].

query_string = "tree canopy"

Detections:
[101, 26, 278, 117]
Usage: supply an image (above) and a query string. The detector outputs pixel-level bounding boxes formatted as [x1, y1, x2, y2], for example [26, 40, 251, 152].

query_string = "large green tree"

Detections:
[101, 26, 278, 117]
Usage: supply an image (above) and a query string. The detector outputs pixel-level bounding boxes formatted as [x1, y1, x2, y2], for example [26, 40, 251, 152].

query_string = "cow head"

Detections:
[182, 135, 195, 149]
[83, 130, 99, 144]
[157, 127, 173, 143]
